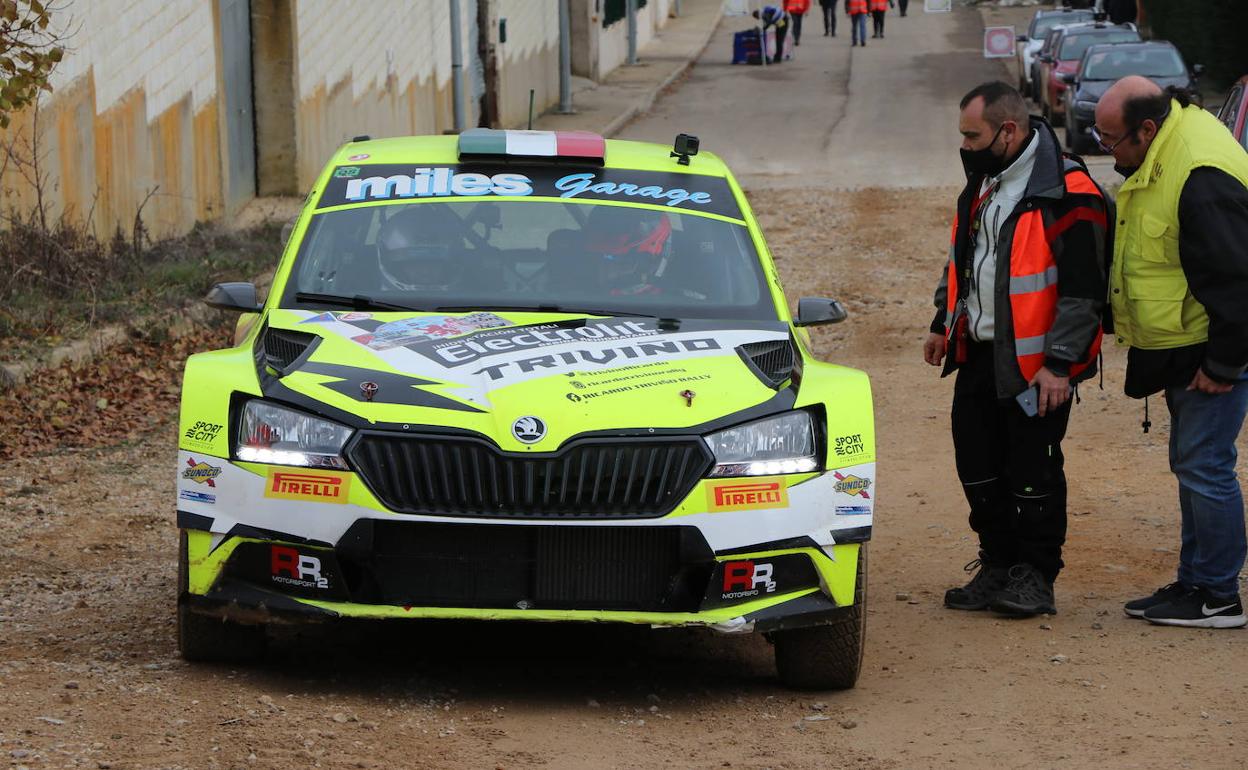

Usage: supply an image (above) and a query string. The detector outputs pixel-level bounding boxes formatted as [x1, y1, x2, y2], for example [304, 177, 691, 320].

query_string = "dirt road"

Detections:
[2, 4, 1247, 770]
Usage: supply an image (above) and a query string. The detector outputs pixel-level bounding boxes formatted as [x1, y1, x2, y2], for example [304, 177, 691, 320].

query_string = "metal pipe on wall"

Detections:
[558, 0, 573, 112]
[450, 0, 466, 131]
[627, 0, 638, 65]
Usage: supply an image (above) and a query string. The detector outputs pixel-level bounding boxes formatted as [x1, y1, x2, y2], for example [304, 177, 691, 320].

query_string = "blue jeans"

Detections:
[1165, 377, 1248, 596]
[851, 13, 867, 44]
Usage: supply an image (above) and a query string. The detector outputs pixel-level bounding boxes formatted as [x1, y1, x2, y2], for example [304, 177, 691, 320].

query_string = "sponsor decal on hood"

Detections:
[272, 310, 788, 410]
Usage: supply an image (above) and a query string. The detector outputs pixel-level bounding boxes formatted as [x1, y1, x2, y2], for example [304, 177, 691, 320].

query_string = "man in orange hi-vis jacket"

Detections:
[785, 0, 811, 45]
[846, 0, 869, 47]
[868, 0, 889, 38]
[924, 82, 1110, 618]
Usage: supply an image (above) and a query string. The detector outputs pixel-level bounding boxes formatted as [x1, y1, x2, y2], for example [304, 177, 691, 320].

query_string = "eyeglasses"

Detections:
[1091, 125, 1130, 153]
[1093, 103, 1171, 154]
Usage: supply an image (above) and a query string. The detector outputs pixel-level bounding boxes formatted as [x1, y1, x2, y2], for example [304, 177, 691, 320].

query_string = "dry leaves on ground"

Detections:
[0, 323, 232, 459]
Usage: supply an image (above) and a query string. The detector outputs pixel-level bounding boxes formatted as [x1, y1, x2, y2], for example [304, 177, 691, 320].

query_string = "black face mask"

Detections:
[960, 124, 1008, 178]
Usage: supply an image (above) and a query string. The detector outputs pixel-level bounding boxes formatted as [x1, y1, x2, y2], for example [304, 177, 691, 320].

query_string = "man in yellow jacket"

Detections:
[1095, 76, 1248, 628]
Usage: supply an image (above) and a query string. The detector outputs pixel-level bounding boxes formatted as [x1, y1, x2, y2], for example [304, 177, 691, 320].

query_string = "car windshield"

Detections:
[282, 198, 775, 321]
[1083, 47, 1186, 80]
[1031, 11, 1094, 39]
[1059, 30, 1139, 61]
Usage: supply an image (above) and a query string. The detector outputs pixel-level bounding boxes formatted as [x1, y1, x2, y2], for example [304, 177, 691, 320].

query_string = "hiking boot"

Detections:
[989, 563, 1056, 617]
[943, 559, 1009, 611]
[1142, 586, 1246, 629]
[1124, 582, 1189, 618]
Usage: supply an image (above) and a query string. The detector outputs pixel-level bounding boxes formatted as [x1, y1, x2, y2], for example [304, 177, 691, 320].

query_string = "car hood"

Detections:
[259, 309, 794, 448]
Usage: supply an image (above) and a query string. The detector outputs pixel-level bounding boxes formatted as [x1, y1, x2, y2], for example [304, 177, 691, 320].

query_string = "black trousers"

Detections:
[820, 2, 836, 34]
[951, 343, 1071, 582]
[791, 11, 803, 43]
[772, 23, 788, 62]
[871, 10, 885, 36]
[898, 0, 908, 15]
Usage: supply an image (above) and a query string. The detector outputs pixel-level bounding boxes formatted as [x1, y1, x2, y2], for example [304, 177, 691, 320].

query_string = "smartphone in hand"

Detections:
[1015, 386, 1039, 417]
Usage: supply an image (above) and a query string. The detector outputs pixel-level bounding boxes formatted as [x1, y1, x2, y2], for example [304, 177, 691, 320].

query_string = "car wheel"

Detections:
[176, 531, 267, 663]
[773, 545, 867, 690]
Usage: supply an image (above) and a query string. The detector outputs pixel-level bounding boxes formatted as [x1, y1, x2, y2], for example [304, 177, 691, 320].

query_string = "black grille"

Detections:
[263, 328, 316, 371]
[738, 339, 794, 387]
[337, 520, 713, 611]
[349, 433, 713, 519]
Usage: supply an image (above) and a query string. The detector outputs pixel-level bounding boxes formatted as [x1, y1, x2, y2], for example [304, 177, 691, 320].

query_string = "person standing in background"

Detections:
[785, 0, 811, 45]
[846, 0, 868, 47]
[819, 0, 837, 36]
[897, 0, 908, 17]
[1095, 77, 1248, 629]
[869, 0, 889, 39]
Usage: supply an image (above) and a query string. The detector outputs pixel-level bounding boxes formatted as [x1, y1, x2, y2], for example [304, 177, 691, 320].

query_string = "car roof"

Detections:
[321, 135, 733, 180]
[1084, 40, 1177, 53]
[1056, 24, 1137, 52]
[1036, 8, 1095, 21]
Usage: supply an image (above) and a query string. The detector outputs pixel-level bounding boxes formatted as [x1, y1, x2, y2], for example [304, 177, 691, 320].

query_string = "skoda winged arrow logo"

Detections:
[512, 416, 547, 444]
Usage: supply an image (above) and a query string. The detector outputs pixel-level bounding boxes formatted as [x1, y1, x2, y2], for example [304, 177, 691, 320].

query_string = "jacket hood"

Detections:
[257, 309, 794, 449]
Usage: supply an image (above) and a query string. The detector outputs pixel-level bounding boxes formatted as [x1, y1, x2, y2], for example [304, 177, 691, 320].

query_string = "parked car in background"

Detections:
[1063, 41, 1200, 154]
[1217, 75, 1248, 152]
[1017, 7, 1096, 99]
[1037, 22, 1140, 122]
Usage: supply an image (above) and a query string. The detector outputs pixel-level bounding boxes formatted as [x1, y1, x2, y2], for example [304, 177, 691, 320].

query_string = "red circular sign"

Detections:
[985, 28, 1014, 56]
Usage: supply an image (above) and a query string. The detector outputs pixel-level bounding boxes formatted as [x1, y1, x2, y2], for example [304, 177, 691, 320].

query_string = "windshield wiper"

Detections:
[295, 292, 422, 312]
[435, 304, 658, 318]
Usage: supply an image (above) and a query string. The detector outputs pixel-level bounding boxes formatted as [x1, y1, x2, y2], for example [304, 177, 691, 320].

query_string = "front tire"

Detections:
[176, 532, 267, 663]
[773, 545, 867, 690]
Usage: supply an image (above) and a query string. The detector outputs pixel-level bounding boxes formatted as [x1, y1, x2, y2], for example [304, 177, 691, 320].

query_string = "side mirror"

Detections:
[1192, 63, 1205, 78]
[1016, 34, 1027, 42]
[1058, 72, 1076, 84]
[205, 282, 262, 313]
[794, 297, 848, 327]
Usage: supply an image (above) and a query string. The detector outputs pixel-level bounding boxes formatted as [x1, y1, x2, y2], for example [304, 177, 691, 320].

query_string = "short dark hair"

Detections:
[959, 81, 1029, 129]
[1121, 85, 1192, 134]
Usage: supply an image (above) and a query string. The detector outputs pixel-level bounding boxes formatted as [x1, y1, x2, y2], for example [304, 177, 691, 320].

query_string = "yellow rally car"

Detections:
[176, 129, 875, 689]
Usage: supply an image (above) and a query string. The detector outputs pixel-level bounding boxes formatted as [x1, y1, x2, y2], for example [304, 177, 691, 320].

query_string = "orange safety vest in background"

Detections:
[785, 0, 811, 12]
[944, 168, 1106, 383]
[868, 0, 888, 11]
[847, 0, 868, 14]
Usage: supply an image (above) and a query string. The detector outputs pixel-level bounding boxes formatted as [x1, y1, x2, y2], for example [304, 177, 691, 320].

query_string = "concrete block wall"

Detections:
[570, 0, 674, 82]
[0, 0, 223, 238]
[490, 0, 561, 129]
[0, 0, 568, 238]
[291, 0, 478, 190]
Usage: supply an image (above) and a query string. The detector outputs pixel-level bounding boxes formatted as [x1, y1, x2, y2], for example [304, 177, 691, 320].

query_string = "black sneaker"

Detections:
[1124, 582, 1189, 618]
[1142, 586, 1246, 629]
[989, 563, 1056, 617]
[944, 559, 1009, 611]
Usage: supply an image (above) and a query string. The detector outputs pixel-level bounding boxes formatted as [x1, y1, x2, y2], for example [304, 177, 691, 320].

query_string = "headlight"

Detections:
[704, 411, 819, 478]
[1075, 100, 1097, 111]
[235, 400, 353, 469]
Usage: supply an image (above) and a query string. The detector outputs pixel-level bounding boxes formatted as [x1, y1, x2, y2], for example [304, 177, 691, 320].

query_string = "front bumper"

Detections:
[180, 526, 864, 634]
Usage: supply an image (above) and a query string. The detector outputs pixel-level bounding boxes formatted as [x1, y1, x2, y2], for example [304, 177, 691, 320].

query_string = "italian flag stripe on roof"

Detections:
[458, 128, 605, 160]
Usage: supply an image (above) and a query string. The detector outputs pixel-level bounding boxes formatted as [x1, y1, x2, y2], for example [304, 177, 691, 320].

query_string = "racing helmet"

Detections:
[376, 205, 464, 292]
[584, 205, 673, 290]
